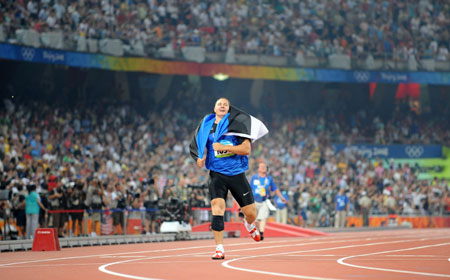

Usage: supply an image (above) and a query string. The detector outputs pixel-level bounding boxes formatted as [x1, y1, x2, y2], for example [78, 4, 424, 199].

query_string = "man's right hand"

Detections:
[196, 156, 206, 168]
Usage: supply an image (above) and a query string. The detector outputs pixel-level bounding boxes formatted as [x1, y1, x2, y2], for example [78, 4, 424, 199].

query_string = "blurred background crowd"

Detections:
[1, 0, 449, 60]
[0, 84, 449, 239]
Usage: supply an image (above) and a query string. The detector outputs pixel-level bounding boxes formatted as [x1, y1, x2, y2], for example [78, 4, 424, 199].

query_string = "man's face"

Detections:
[214, 98, 230, 118]
[258, 163, 267, 174]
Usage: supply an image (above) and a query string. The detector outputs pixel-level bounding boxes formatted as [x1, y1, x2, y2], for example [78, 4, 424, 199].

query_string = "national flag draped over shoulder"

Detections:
[189, 105, 268, 161]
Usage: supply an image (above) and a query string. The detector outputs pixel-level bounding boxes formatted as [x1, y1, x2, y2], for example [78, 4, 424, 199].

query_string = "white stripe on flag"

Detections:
[250, 115, 268, 141]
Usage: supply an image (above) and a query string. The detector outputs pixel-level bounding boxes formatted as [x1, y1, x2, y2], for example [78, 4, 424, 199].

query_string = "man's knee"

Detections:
[242, 204, 257, 223]
[211, 199, 225, 215]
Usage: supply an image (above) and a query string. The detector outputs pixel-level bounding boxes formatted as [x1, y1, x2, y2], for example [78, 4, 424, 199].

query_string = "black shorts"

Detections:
[70, 212, 84, 222]
[112, 211, 124, 226]
[208, 170, 254, 208]
[144, 203, 158, 221]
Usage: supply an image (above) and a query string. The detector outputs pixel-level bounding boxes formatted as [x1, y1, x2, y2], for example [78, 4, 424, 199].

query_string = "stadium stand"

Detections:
[0, 0, 448, 69]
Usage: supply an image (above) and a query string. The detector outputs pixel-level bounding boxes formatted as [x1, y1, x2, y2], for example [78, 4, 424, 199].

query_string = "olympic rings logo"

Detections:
[354, 71, 370, 82]
[405, 146, 424, 158]
[21, 47, 35, 61]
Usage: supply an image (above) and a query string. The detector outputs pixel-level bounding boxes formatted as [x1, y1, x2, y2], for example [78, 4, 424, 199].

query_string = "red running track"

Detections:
[0, 228, 449, 280]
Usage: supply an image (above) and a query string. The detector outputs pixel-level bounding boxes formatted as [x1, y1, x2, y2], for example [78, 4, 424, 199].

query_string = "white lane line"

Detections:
[0, 240, 286, 267]
[221, 239, 426, 279]
[384, 255, 443, 257]
[99, 237, 418, 280]
[337, 242, 450, 278]
[98, 238, 374, 280]
[285, 255, 337, 257]
[99, 256, 150, 258]
[1, 232, 448, 280]
[0, 232, 442, 269]
[0, 245, 208, 267]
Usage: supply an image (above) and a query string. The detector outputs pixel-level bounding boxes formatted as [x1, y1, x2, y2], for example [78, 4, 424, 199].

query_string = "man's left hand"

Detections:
[212, 142, 226, 151]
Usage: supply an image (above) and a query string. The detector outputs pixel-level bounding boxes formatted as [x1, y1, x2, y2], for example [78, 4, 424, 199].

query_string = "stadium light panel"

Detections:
[213, 73, 229, 81]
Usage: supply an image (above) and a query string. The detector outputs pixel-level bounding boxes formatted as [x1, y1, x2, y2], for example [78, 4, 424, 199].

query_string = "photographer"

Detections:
[67, 181, 86, 236]
[1, 196, 15, 240]
[85, 179, 103, 237]
[111, 183, 126, 235]
[126, 188, 141, 220]
[48, 178, 67, 237]
[38, 183, 50, 228]
[11, 185, 26, 239]
[142, 178, 160, 235]
[188, 185, 206, 226]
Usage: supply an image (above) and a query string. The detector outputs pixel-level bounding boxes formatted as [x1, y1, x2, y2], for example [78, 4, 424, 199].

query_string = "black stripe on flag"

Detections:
[189, 106, 268, 161]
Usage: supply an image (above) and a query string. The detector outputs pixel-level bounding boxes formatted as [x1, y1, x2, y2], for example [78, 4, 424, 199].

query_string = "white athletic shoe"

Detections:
[212, 249, 225, 260]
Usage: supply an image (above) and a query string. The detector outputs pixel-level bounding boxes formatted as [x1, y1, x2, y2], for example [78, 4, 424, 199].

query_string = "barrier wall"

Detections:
[2, 212, 449, 240]
[346, 216, 450, 228]
[1, 43, 449, 85]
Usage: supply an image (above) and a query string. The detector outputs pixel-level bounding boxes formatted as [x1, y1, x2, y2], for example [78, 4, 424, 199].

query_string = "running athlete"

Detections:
[250, 162, 287, 240]
[190, 97, 268, 260]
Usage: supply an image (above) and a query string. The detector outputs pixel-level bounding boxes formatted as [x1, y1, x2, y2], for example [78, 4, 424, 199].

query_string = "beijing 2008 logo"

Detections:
[405, 146, 424, 158]
[21, 47, 35, 61]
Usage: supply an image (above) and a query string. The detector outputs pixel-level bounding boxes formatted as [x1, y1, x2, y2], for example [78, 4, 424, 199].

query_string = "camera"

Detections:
[188, 184, 206, 189]
[76, 183, 84, 190]
[126, 189, 140, 199]
[0, 189, 10, 201]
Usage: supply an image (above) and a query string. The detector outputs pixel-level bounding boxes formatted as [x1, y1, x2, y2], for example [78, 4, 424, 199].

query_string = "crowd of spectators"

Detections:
[1, 0, 449, 61]
[0, 90, 449, 239]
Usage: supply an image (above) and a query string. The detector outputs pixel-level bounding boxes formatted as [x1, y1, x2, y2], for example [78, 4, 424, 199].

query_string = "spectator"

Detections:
[298, 185, 310, 227]
[275, 187, 289, 224]
[334, 187, 350, 228]
[308, 190, 321, 227]
[25, 184, 47, 239]
[384, 190, 397, 215]
[358, 190, 372, 227]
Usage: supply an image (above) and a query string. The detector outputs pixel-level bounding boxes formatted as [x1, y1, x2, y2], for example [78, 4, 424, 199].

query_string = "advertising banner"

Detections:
[332, 144, 442, 159]
[1, 43, 449, 85]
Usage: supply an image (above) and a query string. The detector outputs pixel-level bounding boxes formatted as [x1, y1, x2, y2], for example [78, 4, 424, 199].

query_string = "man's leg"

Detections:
[334, 211, 340, 228]
[144, 215, 150, 234]
[341, 211, 347, 228]
[282, 208, 288, 224]
[31, 214, 39, 239]
[241, 203, 261, 241]
[253, 201, 269, 240]
[26, 214, 32, 239]
[211, 198, 225, 259]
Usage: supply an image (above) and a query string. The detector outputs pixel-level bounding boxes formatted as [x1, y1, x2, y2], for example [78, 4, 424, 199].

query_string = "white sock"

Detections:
[244, 219, 255, 232]
[216, 244, 224, 252]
